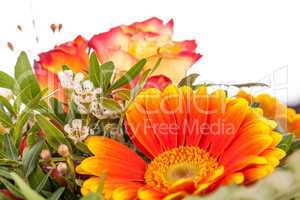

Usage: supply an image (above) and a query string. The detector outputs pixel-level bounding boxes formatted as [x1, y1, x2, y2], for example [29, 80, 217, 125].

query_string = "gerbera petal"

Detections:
[209, 98, 249, 157]
[112, 183, 143, 200]
[243, 165, 274, 184]
[126, 94, 164, 157]
[183, 86, 209, 146]
[80, 177, 99, 196]
[163, 191, 186, 200]
[138, 186, 166, 200]
[143, 88, 178, 150]
[222, 172, 245, 185]
[199, 89, 227, 150]
[85, 136, 146, 166]
[161, 85, 187, 146]
[77, 137, 146, 181]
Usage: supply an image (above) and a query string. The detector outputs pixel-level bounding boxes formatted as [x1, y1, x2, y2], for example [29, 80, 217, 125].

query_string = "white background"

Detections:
[0, 0, 299, 105]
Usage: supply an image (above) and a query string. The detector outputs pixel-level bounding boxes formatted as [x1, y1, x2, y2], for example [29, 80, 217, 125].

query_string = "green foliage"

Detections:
[14, 51, 41, 104]
[35, 114, 72, 151]
[109, 58, 146, 90]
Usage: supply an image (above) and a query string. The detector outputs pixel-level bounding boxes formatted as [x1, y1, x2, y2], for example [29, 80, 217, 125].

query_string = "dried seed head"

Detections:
[58, 24, 63, 32]
[58, 144, 70, 157]
[7, 42, 14, 51]
[50, 23, 57, 33]
[17, 25, 22, 31]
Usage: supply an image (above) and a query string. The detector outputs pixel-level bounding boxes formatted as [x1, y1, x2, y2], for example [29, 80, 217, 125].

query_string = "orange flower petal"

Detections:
[138, 186, 166, 200]
[39, 35, 88, 73]
[77, 137, 146, 182]
[161, 85, 187, 146]
[112, 183, 143, 200]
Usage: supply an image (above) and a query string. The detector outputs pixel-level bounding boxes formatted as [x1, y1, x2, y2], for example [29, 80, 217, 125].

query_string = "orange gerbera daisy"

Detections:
[237, 90, 300, 137]
[76, 85, 286, 200]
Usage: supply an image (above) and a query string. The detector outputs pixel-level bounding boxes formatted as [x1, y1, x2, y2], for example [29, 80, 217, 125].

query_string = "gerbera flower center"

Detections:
[144, 146, 221, 192]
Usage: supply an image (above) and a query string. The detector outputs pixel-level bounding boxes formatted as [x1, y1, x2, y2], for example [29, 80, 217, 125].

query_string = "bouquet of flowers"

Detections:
[0, 17, 300, 200]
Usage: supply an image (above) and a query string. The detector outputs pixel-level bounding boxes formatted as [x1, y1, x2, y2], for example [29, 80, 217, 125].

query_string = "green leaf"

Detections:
[113, 89, 131, 101]
[0, 177, 24, 199]
[3, 134, 18, 160]
[100, 97, 122, 112]
[49, 97, 66, 123]
[48, 187, 65, 200]
[278, 134, 294, 152]
[178, 73, 200, 87]
[13, 108, 32, 146]
[100, 61, 115, 93]
[22, 139, 44, 177]
[35, 170, 51, 193]
[62, 65, 70, 71]
[35, 114, 72, 151]
[0, 71, 16, 91]
[110, 59, 146, 90]
[0, 108, 13, 127]
[0, 168, 12, 179]
[14, 51, 41, 103]
[0, 95, 15, 116]
[10, 172, 45, 200]
[89, 52, 101, 88]
[28, 165, 50, 189]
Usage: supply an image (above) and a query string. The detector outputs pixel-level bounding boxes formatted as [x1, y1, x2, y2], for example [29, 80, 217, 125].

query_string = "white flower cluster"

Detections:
[90, 101, 119, 120]
[58, 70, 119, 120]
[73, 80, 102, 114]
[58, 70, 84, 89]
[64, 119, 93, 143]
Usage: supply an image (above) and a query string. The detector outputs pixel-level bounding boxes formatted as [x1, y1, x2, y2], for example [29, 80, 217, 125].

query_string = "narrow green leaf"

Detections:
[0, 95, 15, 115]
[89, 52, 101, 87]
[0, 71, 16, 91]
[28, 165, 50, 189]
[100, 97, 122, 112]
[49, 97, 66, 123]
[0, 108, 13, 127]
[35, 114, 72, 151]
[110, 59, 146, 90]
[150, 57, 162, 75]
[48, 187, 65, 200]
[100, 61, 115, 93]
[13, 109, 32, 146]
[278, 134, 294, 152]
[113, 89, 131, 101]
[22, 139, 44, 177]
[14, 51, 41, 103]
[178, 73, 200, 87]
[35, 170, 51, 192]
[3, 134, 18, 160]
[10, 172, 45, 200]
[0, 168, 12, 179]
[0, 177, 24, 199]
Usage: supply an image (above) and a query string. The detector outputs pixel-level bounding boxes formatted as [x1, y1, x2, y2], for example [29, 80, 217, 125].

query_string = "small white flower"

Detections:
[82, 80, 94, 93]
[77, 104, 89, 114]
[64, 119, 92, 143]
[74, 72, 84, 83]
[58, 70, 74, 89]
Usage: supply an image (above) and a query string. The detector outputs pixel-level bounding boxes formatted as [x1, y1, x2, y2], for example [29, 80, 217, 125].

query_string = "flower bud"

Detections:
[56, 162, 68, 175]
[58, 144, 69, 157]
[40, 149, 51, 161]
